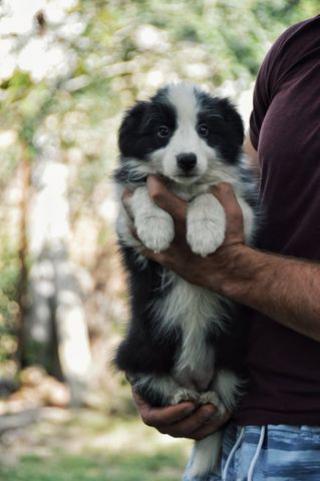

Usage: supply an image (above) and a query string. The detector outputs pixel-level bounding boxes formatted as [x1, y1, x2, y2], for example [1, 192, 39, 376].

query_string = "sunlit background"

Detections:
[0, 1, 318, 480]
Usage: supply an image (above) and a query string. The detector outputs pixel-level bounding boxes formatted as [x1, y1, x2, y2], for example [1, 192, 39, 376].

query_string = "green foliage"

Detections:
[0, 243, 20, 368]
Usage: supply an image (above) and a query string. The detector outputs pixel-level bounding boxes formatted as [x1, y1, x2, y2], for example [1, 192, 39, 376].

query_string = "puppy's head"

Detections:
[118, 83, 244, 185]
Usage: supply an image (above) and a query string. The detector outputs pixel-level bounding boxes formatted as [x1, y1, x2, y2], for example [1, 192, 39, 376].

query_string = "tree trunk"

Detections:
[16, 148, 31, 369]
[25, 144, 92, 405]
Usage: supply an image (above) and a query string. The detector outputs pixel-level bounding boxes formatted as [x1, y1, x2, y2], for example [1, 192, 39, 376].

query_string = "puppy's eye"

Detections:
[198, 123, 209, 137]
[158, 125, 170, 138]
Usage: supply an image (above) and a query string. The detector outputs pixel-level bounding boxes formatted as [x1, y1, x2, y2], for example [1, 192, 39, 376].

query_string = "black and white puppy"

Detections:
[114, 83, 255, 477]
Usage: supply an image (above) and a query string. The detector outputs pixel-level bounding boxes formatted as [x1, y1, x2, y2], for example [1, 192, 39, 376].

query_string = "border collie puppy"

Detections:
[114, 83, 256, 477]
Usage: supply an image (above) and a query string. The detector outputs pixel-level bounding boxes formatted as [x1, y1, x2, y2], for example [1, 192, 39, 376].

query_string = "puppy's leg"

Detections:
[187, 194, 226, 256]
[116, 204, 143, 248]
[237, 197, 256, 242]
[188, 371, 244, 478]
[188, 432, 223, 478]
[213, 368, 245, 412]
[187, 390, 226, 477]
[130, 186, 174, 252]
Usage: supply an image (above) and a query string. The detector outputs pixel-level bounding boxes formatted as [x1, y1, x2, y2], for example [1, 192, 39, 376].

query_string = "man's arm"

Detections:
[219, 246, 320, 341]
[229, 139, 320, 338]
[243, 135, 260, 176]
[143, 176, 320, 342]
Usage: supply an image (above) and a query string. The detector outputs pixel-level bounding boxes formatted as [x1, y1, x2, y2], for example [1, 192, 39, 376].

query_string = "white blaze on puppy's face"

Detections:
[149, 84, 219, 184]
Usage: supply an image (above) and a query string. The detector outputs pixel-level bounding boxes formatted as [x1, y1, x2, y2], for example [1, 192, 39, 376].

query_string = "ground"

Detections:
[0, 408, 191, 481]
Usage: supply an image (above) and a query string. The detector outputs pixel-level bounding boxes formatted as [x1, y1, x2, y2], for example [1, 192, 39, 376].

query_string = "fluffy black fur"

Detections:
[116, 246, 181, 379]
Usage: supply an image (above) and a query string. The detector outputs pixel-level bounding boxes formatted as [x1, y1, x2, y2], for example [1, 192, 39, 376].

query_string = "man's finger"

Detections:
[147, 175, 187, 221]
[140, 248, 172, 267]
[210, 183, 244, 241]
[133, 390, 196, 426]
[158, 404, 217, 437]
[210, 183, 241, 220]
[188, 410, 231, 441]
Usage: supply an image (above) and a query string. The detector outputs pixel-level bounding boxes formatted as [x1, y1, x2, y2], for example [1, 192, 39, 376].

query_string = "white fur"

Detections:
[213, 368, 246, 411]
[152, 273, 228, 391]
[189, 433, 223, 478]
[130, 186, 174, 252]
[187, 193, 226, 256]
[238, 196, 256, 242]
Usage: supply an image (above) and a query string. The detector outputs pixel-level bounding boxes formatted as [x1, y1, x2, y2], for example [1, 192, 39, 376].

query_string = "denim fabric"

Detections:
[183, 423, 320, 481]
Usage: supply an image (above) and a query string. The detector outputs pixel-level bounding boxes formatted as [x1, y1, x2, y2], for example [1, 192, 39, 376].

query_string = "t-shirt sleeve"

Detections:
[249, 22, 304, 150]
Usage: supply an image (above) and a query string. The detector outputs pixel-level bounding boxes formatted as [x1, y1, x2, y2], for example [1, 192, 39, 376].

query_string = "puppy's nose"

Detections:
[176, 153, 197, 172]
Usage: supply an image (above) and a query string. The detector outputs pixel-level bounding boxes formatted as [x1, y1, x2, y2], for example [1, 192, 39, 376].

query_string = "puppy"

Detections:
[114, 83, 256, 477]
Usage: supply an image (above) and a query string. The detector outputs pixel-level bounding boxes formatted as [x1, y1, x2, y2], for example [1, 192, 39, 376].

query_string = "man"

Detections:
[128, 14, 320, 480]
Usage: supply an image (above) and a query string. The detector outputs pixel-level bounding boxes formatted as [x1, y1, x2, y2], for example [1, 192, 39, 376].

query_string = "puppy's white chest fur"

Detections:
[153, 273, 227, 391]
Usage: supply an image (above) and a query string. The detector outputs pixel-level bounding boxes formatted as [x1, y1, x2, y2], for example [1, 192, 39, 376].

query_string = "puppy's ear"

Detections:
[118, 101, 151, 156]
[217, 98, 244, 147]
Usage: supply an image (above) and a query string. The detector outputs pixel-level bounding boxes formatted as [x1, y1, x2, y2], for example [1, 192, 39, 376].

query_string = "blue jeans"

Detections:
[183, 423, 320, 481]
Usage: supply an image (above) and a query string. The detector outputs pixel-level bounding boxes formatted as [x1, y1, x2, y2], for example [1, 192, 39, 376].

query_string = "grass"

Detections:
[0, 450, 186, 481]
[0, 409, 191, 481]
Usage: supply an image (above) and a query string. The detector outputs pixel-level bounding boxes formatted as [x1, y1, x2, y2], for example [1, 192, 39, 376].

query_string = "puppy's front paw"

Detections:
[187, 220, 225, 256]
[187, 194, 226, 257]
[136, 215, 174, 252]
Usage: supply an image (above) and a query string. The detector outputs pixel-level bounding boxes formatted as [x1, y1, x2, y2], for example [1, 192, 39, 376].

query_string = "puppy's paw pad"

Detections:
[187, 220, 225, 256]
[171, 389, 199, 405]
[136, 216, 174, 252]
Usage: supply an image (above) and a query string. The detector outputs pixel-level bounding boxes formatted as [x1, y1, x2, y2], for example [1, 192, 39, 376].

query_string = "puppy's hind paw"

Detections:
[199, 391, 226, 417]
[171, 388, 200, 405]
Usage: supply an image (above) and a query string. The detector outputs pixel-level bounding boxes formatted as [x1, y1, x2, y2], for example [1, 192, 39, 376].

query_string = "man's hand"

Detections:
[132, 389, 231, 441]
[123, 175, 246, 293]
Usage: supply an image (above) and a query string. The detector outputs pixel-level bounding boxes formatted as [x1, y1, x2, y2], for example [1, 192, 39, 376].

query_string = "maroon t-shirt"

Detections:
[235, 15, 320, 425]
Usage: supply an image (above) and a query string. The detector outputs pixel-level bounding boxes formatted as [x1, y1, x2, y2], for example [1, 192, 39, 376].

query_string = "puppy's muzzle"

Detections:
[176, 153, 197, 173]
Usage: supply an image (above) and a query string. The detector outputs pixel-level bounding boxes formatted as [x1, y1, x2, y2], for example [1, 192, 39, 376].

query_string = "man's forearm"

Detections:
[217, 245, 320, 341]
[143, 176, 320, 341]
